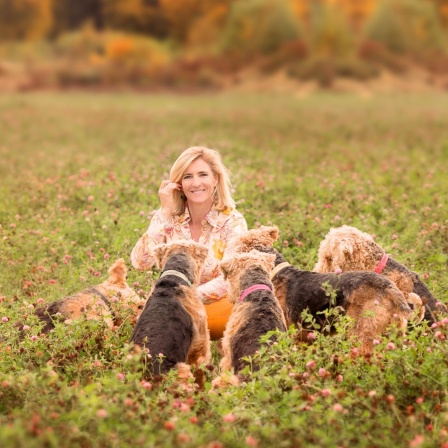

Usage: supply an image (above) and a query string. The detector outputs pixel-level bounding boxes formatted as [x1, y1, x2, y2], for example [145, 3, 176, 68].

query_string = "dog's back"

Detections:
[131, 277, 194, 376]
[131, 241, 210, 380]
[277, 267, 410, 327]
[229, 289, 286, 372]
[219, 251, 286, 374]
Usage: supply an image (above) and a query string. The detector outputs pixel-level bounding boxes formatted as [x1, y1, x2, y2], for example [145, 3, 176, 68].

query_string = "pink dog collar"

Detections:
[238, 284, 272, 302]
[374, 253, 389, 274]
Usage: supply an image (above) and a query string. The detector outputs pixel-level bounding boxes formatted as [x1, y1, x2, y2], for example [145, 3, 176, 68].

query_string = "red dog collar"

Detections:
[374, 253, 389, 274]
[238, 284, 272, 302]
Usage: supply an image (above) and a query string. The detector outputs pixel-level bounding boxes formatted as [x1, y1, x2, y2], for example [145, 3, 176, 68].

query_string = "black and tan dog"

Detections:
[212, 250, 287, 388]
[131, 241, 210, 386]
[230, 227, 416, 353]
[35, 258, 144, 333]
[314, 225, 446, 322]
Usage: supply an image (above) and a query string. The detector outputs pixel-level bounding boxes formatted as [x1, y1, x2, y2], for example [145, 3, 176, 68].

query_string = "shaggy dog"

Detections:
[131, 241, 210, 387]
[212, 250, 287, 388]
[35, 258, 144, 333]
[229, 227, 416, 353]
[314, 225, 445, 322]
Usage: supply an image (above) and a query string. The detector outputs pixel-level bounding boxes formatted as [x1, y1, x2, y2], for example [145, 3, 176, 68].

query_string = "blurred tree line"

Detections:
[1, 0, 447, 90]
[1, 0, 447, 44]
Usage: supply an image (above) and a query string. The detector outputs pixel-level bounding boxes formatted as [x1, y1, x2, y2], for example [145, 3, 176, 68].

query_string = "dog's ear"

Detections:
[152, 244, 168, 269]
[258, 225, 279, 244]
[220, 258, 233, 280]
[265, 226, 279, 242]
[108, 258, 127, 287]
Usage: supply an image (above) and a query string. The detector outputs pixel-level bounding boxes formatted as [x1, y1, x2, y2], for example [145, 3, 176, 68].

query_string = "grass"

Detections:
[0, 91, 447, 448]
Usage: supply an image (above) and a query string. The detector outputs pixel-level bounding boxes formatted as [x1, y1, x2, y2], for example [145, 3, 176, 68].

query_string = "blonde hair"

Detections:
[169, 146, 235, 216]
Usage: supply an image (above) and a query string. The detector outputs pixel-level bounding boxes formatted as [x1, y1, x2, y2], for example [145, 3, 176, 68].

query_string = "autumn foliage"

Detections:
[0, 0, 448, 90]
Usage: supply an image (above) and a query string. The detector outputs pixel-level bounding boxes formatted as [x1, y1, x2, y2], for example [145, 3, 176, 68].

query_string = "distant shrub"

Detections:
[289, 55, 379, 87]
[307, 3, 357, 59]
[52, 28, 173, 87]
[358, 40, 409, 73]
[220, 0, 302, 57]
[364, 0, 448, 55]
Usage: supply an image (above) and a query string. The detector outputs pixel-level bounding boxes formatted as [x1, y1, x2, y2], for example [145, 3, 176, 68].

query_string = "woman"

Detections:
[131, 146, 248, 340]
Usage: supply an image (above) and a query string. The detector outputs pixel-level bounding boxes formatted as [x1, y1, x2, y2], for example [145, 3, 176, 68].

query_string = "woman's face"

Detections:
[181, 158, 218, 208]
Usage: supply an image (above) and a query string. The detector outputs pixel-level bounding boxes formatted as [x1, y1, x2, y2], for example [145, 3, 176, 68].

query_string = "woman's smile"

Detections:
[181, 158, 218, 206]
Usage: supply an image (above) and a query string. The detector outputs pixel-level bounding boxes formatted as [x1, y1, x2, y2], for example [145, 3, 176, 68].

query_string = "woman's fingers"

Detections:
[159, 181, 181, 192]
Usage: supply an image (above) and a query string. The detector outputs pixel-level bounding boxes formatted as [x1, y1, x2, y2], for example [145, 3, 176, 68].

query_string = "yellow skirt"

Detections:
[204, 296, 233, 341]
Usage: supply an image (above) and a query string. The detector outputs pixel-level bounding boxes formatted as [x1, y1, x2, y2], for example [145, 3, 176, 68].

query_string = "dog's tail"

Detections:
[210, 372, 240, 392]
[176, 362, 194, 383]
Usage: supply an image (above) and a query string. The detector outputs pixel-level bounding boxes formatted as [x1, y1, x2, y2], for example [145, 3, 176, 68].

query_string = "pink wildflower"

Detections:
[333, 403, 344, 412]
[409, 435, 424, 447]
[223, 413, 236, 423]
[318, 368, 327, 378]
[246, 436, 258, 447]
[306, 360, 316, 371]
[97, 409, 108, 418]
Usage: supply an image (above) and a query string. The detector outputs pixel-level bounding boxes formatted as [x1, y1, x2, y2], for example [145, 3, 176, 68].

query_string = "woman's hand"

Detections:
[158, 180, 182, 218]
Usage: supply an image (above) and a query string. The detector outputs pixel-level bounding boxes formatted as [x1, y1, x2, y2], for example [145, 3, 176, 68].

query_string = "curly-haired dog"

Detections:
[212, 250, 287, 388]
[230, 227, 415, 353]
[314, 225, 445, 322]
[131, 241, 210, 387]
[35, 258, 144, 333]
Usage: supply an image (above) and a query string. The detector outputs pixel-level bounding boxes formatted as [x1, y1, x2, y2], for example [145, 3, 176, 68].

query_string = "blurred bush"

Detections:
[60, 30, 173, 88]
[0, 0, 53, 41]
[363, 0, 448, 55]
[1, 0, 448, 91]
[307, 2, 356, 59]
[220, 0, 302, 57]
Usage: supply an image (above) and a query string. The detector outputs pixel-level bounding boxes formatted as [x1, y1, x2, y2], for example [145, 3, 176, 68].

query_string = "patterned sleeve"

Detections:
[197, 210, 248, 304]
[130, 210, 174, 270]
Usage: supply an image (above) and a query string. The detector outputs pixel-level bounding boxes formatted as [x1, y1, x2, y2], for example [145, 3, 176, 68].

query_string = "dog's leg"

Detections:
[175, 362, 195, 390]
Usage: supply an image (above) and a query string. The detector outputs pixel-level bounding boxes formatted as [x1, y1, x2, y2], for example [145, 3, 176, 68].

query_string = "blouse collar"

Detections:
[182, 206, 232, 230]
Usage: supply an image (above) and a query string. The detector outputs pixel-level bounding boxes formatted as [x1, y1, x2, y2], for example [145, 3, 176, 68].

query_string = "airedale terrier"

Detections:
[35, 258, 144, 333]
[230, 227, 415, 353]
[131, 241, 211, 386]
[314, 225, 445, 322]
[213, 250, 287, 386]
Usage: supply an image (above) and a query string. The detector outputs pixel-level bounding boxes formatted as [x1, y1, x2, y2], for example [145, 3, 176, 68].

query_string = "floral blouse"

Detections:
[131, 206, 248, 304]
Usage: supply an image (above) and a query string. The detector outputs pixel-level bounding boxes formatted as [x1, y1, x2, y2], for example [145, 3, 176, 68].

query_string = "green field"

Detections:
[1, 92, 447, 447]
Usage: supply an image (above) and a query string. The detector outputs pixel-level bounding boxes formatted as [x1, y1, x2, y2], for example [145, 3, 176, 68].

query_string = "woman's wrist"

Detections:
[159, 207, 172, 220]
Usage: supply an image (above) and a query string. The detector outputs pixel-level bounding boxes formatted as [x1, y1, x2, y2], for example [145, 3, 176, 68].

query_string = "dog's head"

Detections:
[220, 250, 276, 303]
[152, 241, 209, 284]
[314, 225, 380, 272]
[406, 292, 425, 324]
[100, 258, 145, 324]
[229, 226, 279, 255]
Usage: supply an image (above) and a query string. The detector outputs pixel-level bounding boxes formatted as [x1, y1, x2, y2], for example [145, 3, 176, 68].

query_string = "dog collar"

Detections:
[238, 284, 272, 302]
[89, 287, 117, 322]
[270, 262, 290, 280]
[374, 253, 389, 274]
[160, 270, 192, 286]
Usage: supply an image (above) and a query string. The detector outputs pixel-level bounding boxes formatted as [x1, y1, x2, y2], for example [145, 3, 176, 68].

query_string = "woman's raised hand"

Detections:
[158, 180, 182, 218]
